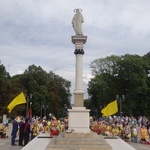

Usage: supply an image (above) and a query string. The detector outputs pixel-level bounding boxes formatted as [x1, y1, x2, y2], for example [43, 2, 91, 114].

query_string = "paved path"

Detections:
[21, 134, 50, 150]
[0, 123, 23, 150]
[128, 141, 150, 150]
[0, 123, 150, 150]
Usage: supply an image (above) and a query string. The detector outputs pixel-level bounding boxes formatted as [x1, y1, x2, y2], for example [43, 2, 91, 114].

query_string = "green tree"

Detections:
[11, 65, 72, 118]
[88, 54, 150, 118]
[0, 65, 12, 114]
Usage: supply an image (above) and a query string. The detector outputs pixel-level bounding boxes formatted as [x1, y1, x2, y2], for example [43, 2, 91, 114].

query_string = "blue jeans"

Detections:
[132, 136, 137, 143]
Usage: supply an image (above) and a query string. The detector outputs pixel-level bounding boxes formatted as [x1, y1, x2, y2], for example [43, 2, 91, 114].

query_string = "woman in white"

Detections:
[131, 124, 138, 142]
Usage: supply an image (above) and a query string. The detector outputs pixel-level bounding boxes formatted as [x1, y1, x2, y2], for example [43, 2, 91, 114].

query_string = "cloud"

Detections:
[0, 0, 150, 103]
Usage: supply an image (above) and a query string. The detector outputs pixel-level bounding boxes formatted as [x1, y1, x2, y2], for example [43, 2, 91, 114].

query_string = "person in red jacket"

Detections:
[19, 117, 25, 146]
[24, 118, 31, 145]
[50, 117, 59, 137]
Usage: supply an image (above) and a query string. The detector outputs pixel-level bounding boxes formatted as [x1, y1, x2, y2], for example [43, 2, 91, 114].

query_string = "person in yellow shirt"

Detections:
[123, 123, 131, 142]
[58, 120, 65, 132]
[31, 121, 39, 140]
[111, 124, 116, 136]
[0, 122, 8, 138]
[140, 124, 150, 144]
[42, 120, 49, 134]
[104, 122, 112, 136]
[50, 117, 60, 137]
[114, 126, 120, 136]
[131, 124, 138, 143]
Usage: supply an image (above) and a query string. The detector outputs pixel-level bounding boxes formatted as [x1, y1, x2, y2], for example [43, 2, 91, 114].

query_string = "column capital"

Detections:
[72, 36, 87, 50]
[74, 49, 84, 55]
[72, 36, 87, 44]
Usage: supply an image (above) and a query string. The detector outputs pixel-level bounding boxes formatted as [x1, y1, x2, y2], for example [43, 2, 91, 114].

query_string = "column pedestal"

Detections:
[68, 107, 90, 133]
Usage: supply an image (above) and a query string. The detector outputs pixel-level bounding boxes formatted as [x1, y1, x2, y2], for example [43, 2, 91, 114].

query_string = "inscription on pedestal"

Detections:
[70, 113, 88, 127]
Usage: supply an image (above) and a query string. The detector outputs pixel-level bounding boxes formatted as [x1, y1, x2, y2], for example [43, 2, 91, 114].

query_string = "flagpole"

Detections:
[116, 95, 125, 117]
[26, 101, 28, 118]
[26, 94, 32, 118]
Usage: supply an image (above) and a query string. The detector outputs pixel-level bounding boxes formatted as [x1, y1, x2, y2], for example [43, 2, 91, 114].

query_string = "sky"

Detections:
[0, 0, 150, 103]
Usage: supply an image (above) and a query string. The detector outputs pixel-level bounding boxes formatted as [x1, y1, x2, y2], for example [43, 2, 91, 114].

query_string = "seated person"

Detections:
[131, 124, 138, 143]
[50, 117, 60, 137]
[123, 123, 131, 142]
[31, 121, 39, 140]
[0, 122, 8, 138]
[140, 124, 150, 144]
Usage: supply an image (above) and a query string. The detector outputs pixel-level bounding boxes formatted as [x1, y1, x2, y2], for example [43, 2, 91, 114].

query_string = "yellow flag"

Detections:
[101, 100, 118, 117]
[7, 92, 26, 113]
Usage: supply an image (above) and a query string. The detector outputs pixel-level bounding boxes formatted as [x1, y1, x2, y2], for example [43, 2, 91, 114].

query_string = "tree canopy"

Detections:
[0, 64, 71, 118]
[87, 53, 150, 118]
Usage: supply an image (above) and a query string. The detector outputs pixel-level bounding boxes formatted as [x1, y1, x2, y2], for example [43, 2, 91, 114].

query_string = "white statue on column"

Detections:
[72, 9, 84, 36]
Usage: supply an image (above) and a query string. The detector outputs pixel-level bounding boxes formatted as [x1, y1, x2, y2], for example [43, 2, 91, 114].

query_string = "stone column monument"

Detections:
[68, 9, 90, 133]
[47, 9, 112, 150]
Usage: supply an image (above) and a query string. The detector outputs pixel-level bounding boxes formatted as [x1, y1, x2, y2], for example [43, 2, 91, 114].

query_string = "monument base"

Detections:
[46, 132, 112, 150]
[73, 91, 84, 107]
[68, 107, 90, 133]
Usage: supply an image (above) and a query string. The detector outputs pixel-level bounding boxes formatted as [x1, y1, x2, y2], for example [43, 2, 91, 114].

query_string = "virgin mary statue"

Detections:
[72, 9, 84, 36]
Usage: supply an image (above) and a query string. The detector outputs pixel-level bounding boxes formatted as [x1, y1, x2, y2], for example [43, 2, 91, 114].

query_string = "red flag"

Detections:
[28, 108, 32, 118]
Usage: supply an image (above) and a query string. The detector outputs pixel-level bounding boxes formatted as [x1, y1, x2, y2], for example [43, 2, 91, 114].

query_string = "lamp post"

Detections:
[43, 105, 48, 117]
[116, 95, 125, 117]
[40, 104, 48, 118]
[26, 94, 32, 118]
[64, 104, 68, 117]
[148, 70, 150, 77]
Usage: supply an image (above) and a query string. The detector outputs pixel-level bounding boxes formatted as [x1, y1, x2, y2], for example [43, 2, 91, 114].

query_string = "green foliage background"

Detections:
[1, 52, 150, 119]
[86, 52, 150, 118]
[0, 64, 71, 118]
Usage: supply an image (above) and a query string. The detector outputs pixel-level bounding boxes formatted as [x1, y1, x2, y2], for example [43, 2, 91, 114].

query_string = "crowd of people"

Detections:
[9, 115, 68, 146]
[0, 114, 150, 147]
[90, 115, 150, 144]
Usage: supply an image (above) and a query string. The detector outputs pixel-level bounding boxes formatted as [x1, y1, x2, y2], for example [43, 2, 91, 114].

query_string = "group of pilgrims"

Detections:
[0, 115, 68, 146]
[90, 115, 150, 144]
[13, 115, 68, 146]
[0, 114, 150, 146]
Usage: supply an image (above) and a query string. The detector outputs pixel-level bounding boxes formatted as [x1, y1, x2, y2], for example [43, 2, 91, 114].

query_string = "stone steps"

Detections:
[47, 145, 111, 150]
[46, 132, 112, 150]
